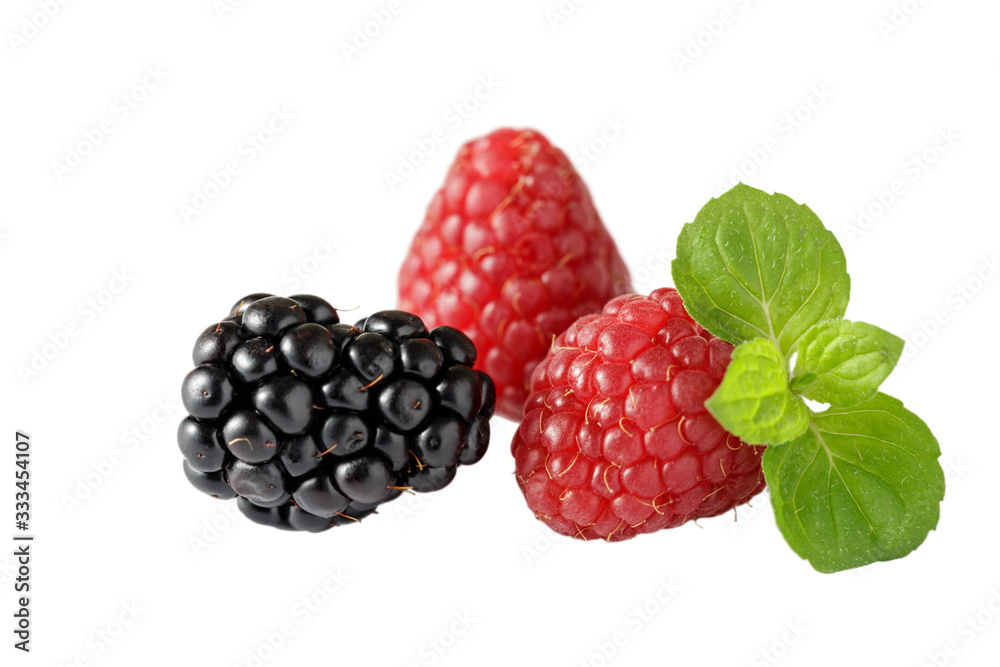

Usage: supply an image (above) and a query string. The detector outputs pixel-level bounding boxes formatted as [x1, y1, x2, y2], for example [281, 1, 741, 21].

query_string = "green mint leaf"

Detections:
[705, 338, 810, 445]
[763, 393, 944, 573]
[672, 183, 850, 358]
[793, 319, 904, 406]
[789, 372, 817, 392]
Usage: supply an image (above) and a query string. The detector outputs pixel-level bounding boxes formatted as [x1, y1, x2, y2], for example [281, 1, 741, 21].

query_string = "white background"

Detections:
[1, 1, 998, 665]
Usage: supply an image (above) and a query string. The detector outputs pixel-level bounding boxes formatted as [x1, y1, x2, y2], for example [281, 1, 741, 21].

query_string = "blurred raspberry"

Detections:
[399, 128, 632, 420]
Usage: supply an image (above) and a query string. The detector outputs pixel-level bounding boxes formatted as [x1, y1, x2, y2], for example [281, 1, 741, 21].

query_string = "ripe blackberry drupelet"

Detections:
[179, 294, 495, 532]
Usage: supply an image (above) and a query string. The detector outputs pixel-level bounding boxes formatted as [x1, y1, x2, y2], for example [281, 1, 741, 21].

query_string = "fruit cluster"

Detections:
[176, 127, 941, 573]
[179, 294, 495, 532]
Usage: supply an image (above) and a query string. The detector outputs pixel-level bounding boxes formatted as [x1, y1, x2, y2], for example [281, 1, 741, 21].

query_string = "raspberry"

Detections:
[511, 288, 765, 542]
[179, 294, 496, 532]
[399, 128, 632, 421]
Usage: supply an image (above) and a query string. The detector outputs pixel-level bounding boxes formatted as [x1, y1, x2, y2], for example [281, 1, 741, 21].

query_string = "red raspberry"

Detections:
[511, 288, 766, 542]
[398, 128, 632, 421]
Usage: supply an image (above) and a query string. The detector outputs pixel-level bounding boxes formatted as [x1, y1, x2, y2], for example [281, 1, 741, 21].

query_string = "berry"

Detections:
[231, 338, 280, 384]
[193, 321, 243, 365]
[278, 323, 337, 378]
[229, 293, 273, 318]
[242, 296, 307, 337]
[252, 376, 313, 435]
[181, 364, 233, 420]
[511, 288, 766, 542]
[178, 294, 495, 532]
[399, 128, 632, 421]
[222, 410, 279, 464]
[177, 418, 227, 472]
[378, 379, 432, 431]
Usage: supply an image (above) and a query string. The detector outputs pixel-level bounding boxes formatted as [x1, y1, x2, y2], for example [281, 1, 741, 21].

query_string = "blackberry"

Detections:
[179, 296, 495, 532]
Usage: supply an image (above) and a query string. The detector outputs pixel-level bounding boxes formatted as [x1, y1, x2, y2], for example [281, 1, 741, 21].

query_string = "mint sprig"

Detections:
[705, 338, 809, 445]
[672, 183, 850, 358]
[792, 319, 903, 406]
[763, 394, 943, 574]
[672, 184, 944, 573]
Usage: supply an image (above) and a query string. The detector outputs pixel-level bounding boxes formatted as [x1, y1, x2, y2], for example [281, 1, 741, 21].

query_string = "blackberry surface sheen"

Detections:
[179, 294, 496, 532]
